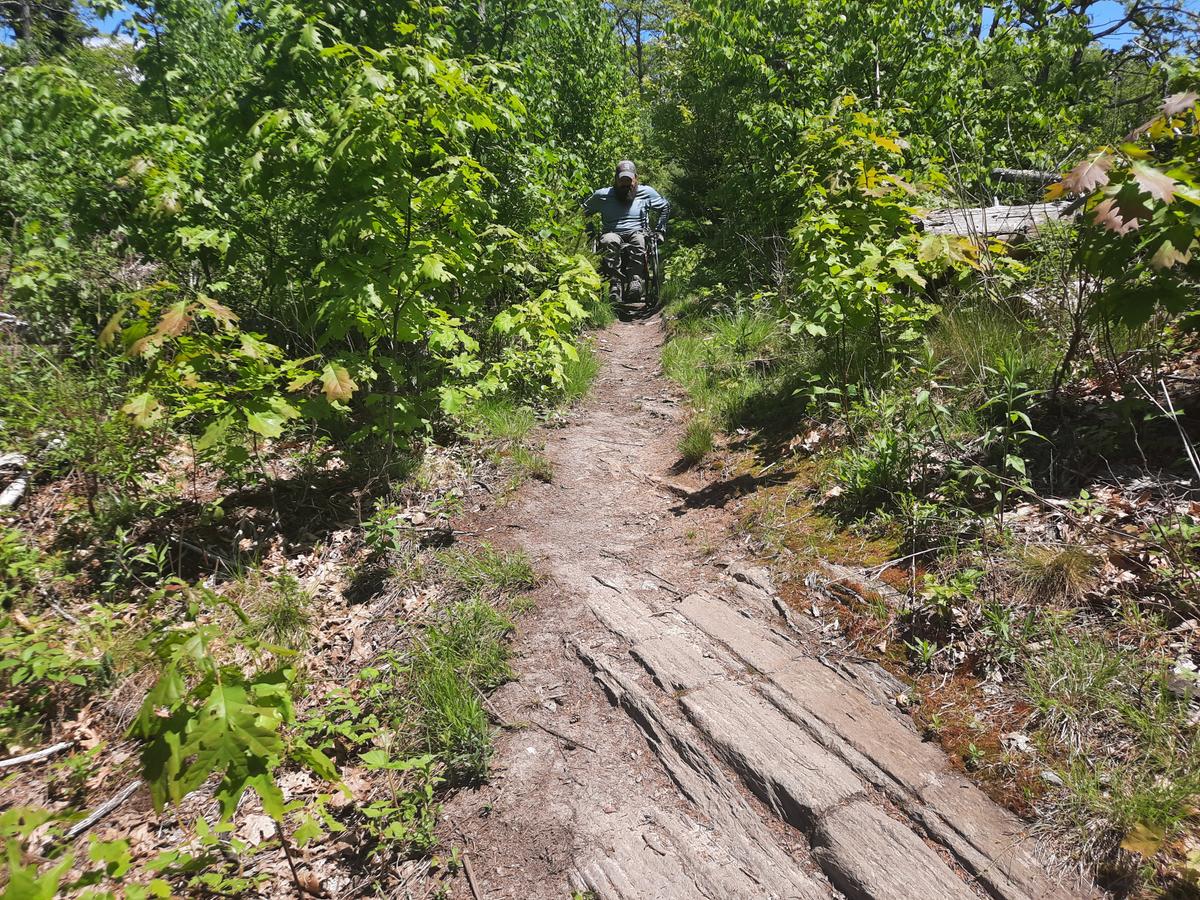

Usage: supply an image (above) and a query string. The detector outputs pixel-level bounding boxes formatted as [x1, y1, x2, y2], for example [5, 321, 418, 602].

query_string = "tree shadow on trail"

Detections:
[672, 468, 798, 513]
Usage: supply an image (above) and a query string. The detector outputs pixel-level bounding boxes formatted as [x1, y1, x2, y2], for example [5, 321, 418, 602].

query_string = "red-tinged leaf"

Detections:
[1162, 90, 1198, 117]
[197, 294, 239, 324]
[320, 363, 357, 402]
[1091, 198, 1127, 233]
[1150, 238, 1191, 270]
[154, 301, 192, 339]
[1061, 152, 1112, 194]
[98, 307, 125, 347]
[1131, 162, 1176, 203]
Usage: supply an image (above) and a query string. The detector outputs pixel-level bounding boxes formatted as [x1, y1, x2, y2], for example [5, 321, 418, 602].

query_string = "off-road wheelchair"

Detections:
[589, 227, 665, 317]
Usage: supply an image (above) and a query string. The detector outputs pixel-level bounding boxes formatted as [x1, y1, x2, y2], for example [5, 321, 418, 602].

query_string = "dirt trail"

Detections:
[443, 317, 1088, 900]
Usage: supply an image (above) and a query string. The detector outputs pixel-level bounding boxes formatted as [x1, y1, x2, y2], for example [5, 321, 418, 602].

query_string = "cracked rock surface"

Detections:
[442, 317, 1091, 900]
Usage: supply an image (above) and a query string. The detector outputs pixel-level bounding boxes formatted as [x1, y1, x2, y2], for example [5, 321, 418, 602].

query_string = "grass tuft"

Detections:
[560, 345, 601, 404]
[435, 543, 537, 598]
[462, 397, 536, 443]
[509, 445, 554, 482]
[1018, 545, 1096, 605]
[409, 598, 515, 783]
[677, 418, 714, 467]
[238, 572, 314, 651]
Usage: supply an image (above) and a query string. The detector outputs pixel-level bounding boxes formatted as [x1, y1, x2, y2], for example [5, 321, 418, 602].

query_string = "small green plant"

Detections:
[920, 567, 983, 620]
[980, 601, 1037, 669]
[359, 750, 441, 852]
[0, 526, 55, 609]
[905, 636, 939, 670]
[0, 615, 100, 744]
[364, 501, 407, 553]
[677, 418, 714, 467]
[129, 587, 338, 821]
[964, 742, 986, 771]
[243, 573, 314, 651]
[975, 350, 1046, 520]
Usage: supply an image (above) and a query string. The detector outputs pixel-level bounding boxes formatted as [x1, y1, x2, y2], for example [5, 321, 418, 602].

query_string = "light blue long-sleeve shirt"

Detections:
[582, 185, 670, 236]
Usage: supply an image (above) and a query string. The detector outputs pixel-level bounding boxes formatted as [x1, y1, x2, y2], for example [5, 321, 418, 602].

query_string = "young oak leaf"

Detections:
[320, 363, 357, 402]
[1162, 90, 1199, 117]
[1061, 152, 1113, 194]
[1130, 162, 1176, 203]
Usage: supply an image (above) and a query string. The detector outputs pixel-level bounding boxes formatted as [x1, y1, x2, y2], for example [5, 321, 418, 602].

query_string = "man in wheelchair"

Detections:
[581, 160, 670, 306]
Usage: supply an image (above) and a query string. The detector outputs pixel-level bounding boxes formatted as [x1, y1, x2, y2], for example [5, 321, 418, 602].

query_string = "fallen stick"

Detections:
[862, 547, 938, 575]
[591, 574, 622, 592]
[531, 720, 597, 753]
[46, 779, 142, 850]
[462, 850, 485, 900]
[0, 741, 72, 769]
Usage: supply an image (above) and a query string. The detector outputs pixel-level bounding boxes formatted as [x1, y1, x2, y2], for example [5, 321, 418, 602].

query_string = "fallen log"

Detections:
[921, 200, 1072, 241]
[990, 167, 1059, 185]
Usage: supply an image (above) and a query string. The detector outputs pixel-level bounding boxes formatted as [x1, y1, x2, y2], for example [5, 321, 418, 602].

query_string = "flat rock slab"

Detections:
[812, 799, 979, 900]
[444, 317, 1092, 900]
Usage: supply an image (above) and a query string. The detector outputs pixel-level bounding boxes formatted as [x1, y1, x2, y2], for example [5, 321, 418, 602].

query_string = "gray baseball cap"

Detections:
[615, 160, 637, 182]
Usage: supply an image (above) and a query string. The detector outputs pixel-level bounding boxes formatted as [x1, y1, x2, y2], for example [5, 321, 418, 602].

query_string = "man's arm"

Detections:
[643, 186, 670, 237]
[581, 189, 603, 214]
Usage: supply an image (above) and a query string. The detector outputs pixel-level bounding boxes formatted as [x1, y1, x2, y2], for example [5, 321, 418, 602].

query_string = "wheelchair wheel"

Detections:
[646, 235, 663, 310]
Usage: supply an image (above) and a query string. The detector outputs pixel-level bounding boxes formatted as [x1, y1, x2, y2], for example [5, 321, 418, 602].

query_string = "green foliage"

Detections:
[677, 418, 714, 467]
[435, 543, 537, 599]
[128, 588, 337, 820]
[0, 612, 101, 747]
[408, 599, 515, 782]
[358, 750, 440, 852]
[1058, 81, 1200, 327]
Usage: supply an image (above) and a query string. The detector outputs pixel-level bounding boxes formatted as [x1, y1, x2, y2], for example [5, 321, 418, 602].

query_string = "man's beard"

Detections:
[617, 184, 635, 201]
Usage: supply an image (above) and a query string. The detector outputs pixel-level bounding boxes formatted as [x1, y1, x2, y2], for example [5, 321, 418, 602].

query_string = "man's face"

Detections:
[617, 177, 635, 200]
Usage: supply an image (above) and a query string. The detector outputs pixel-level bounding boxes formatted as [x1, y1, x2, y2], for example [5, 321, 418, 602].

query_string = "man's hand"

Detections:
[655, 231, 667, 244]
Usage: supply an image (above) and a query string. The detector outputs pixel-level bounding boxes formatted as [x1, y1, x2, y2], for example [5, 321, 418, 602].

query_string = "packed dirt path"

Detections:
[442, 316, 1089, 900]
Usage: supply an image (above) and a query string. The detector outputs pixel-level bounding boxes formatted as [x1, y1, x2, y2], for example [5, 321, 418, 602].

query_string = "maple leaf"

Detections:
[1091, 198, 1128, 234]
[1162, 90, 1199, 117]
[1150, 238, 1191, 270]
[1130, 162, 1176, 203]
[196, 294, 239, 325]
[154, 300, 193, 339]
[321, 363, 357, 402]
[1061, 152, 1113, 194]
[122, 392, 163, 427]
